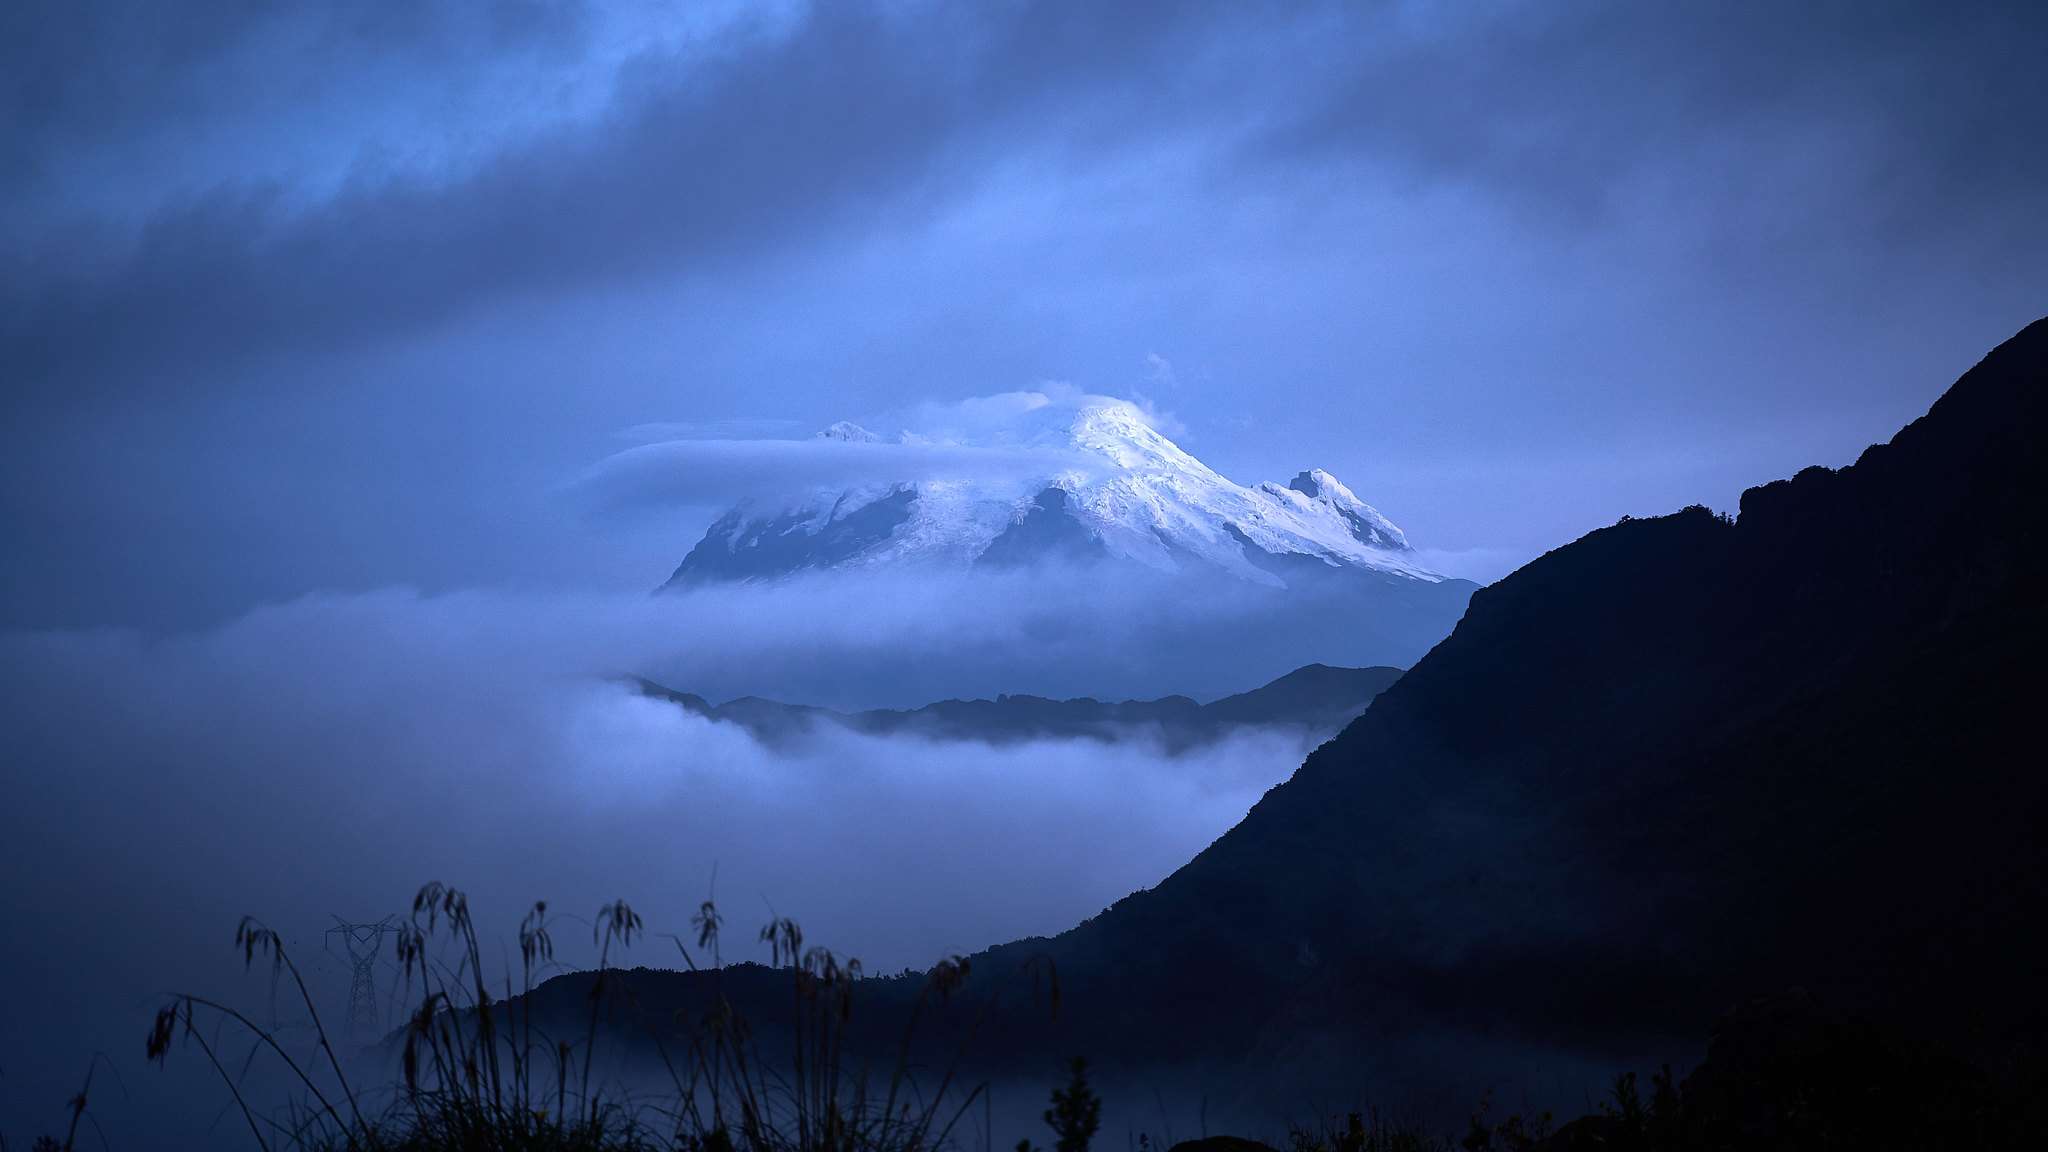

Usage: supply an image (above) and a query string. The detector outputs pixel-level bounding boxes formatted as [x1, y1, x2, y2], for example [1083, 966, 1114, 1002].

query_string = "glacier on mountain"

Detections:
[662, 395, 1445, 589]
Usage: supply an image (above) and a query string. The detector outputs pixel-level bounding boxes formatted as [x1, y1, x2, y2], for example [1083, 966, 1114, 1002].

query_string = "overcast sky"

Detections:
[5, 0, 2045, 629]
[4, 2, 2047, 1143]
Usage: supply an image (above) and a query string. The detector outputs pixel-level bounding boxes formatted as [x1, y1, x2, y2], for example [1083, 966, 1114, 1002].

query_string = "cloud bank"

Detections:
[0, 572, 1375, 1142]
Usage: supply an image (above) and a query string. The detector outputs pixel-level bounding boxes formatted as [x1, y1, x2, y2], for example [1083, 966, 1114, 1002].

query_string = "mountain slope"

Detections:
[536, 320, 2045, 1121]
[632, 663, 1405, 753]
[976, 315, 2048, 1076]
[648, 397, 1478, 695]
[661, 399, 1442, 588]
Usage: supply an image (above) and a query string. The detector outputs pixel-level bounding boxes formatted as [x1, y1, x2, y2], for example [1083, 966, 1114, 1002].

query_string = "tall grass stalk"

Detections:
[144, 884, 1055, 1152]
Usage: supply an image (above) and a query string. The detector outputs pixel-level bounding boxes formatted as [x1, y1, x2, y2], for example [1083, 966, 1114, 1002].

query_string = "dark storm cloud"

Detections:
[0, 0, 1238, 405]
[11, 0, 2041, 413]
[0, 0, 568, 129]
[4, 8, 936, 391]
[1282, 0, 2048, 233]
[0, 0, 596, 207]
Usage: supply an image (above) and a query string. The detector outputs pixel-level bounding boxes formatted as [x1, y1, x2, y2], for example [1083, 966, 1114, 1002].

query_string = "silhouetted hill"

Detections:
[962, 315, 2048, 1072]
[631, 663, 1405, 753]
[535, 317, 2047, 1117]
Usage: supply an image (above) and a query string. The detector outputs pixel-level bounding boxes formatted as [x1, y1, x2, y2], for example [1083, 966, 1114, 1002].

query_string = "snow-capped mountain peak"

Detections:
[818, 421, 880, 443]
[662, 397, 1443, 589]
[1259, 469, 1411, 552]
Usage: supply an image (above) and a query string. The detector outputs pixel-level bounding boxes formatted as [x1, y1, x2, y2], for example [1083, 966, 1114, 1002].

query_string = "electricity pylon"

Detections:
[327, 915, 400, 1047]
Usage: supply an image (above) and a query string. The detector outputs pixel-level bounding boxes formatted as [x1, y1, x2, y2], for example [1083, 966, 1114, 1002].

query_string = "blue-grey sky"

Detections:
[6, 0, 2046, 628]
[4, 3, 2048, 1142]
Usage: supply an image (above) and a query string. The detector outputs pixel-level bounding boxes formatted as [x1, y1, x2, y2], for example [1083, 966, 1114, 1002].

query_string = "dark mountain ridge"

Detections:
[980, 315, 2048, 1069]
[631, 662, 1406, 753]
[525, 317, 2047, 1117]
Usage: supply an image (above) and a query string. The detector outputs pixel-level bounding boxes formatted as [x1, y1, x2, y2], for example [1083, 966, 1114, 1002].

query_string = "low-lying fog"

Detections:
[0, 567, 1412, 1145]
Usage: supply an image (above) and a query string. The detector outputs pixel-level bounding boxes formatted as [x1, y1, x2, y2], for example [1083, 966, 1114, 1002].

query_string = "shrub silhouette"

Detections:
[1043, 1058, 1101, 1152]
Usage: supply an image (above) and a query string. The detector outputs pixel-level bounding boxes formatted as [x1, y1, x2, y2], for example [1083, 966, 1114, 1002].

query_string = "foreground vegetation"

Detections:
[1276, 989, 2048, 1152]
[115, 884, 1053, 1152]
[11, 889, 2043, 1152]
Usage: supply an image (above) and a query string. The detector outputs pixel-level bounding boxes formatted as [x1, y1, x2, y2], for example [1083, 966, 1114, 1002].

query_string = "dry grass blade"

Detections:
[140, 884, 1060, 1152]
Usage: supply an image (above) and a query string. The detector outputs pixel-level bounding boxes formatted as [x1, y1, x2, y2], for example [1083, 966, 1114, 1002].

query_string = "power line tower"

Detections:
[327, 915, 400, 1047]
